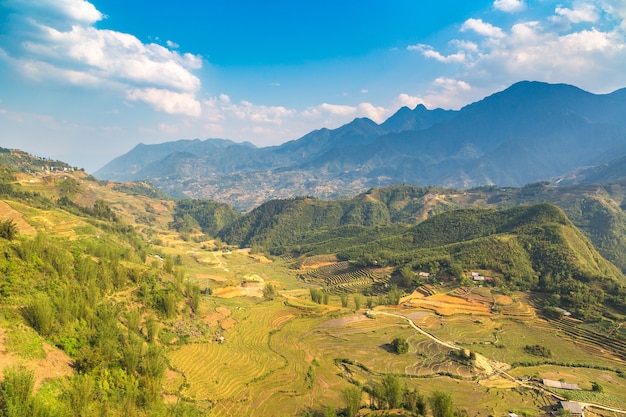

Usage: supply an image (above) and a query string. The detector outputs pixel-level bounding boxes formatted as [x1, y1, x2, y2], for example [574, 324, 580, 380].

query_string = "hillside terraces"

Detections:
[298, 261, 391, 294]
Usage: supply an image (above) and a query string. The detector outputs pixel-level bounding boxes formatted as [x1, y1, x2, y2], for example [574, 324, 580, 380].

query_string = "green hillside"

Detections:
[224, 200, 626, 318]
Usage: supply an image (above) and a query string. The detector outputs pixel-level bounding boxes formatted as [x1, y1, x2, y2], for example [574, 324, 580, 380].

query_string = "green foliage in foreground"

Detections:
[0, 204, 203, 415]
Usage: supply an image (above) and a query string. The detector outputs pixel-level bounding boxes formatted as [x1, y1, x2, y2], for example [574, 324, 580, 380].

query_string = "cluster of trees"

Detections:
[327, 376, 465, 417]
[170, 199, 241, 236]
[523, 344, 552, 358]
[310, 288, 330, 305]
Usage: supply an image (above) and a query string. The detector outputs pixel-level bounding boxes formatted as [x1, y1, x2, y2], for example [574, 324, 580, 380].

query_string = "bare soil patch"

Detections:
[220, 317, 237, 330]
[0, 327, 72, 390]
[195, 273, 228, 282]
[405, 293, 491, 316]
[212, 282, 264, 298]
[0, 201, 37, 235]
[204, 307, 232, 326]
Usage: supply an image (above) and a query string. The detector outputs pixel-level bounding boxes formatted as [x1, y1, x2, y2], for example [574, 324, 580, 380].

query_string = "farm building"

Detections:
[543, 379, 581, 390]
[559, 401, 583, 416]
[554, 307, 572, 317]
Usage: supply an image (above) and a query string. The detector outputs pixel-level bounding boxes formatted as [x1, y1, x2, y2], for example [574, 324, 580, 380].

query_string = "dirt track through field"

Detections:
[376, 310, 507, 376]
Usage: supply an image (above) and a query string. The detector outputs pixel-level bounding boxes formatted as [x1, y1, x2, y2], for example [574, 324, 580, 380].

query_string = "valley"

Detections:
[1, 150, 626, 416]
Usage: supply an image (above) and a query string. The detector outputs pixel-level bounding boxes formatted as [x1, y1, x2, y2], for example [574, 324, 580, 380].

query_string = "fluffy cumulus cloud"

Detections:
[555, 3, 600, 23]
[0, 0, 203, 116]
[493, 0, 526, 13]
[318, 103, 357, 117]
[409, 0, 626, 94]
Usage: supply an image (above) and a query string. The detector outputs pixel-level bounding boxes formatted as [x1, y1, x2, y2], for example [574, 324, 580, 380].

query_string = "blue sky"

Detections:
[1, 0, 626, 172]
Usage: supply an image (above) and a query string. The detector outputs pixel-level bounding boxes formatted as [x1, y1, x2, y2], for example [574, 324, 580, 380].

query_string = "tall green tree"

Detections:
[429, 390, 454, 417]
[381, 374, 403, 409]
[341, 386, 362, 417]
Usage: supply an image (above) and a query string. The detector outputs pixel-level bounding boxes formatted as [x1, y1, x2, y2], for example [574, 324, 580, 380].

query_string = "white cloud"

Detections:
[461, 18, 506, 38]
[127, 88, 201, 117]
[357, 103, 389, 123]
[555, 3, 600, 23]
[11, 0, 104, 26]
[394, 93, 423, 109]
[413, 9, 626, 94]
[407, 44, 466, 63]
[450, 39, 479, 52]
[222, 100, 294, 125]
[166, 40, 179, 49]
[318, 103, 357, 116]
[493, 0, 526, 13]
[1, 0, 203, 116]
[433, 77, 471, 92]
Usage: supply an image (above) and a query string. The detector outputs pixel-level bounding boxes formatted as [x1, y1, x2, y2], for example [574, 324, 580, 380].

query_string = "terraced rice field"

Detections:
[405, 339, 473, 378]
[169, 297, 344, 416]
[404, 293, 491, 315]
[300, 261, 390, 294]
[547, 317, 626, 361]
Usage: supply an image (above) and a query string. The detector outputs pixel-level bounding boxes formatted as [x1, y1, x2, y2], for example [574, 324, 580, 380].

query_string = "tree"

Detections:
[392, 337, 409, 354]
[340, 293, 349, 308]
[23, 293, 55, 336]
[0, 219, 18, 241]
[323, 405, 337, 417]
[381, 374, 403, 409]
[592, 381, 604, 392]
[353, 294, 362, 310]
[429, 390, 454, 417]
[403, 388, 426, 415]
[341, 386, 362, 417]
[388, 284, 402, 305]
[400, 265, 415, 287]
[263, 283, 277, 300]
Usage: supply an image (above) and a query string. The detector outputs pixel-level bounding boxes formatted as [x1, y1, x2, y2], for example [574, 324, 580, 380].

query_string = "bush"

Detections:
[523, 344, 552, 358]
[0, 219, 18, 241]
[392, 337, 409, 354]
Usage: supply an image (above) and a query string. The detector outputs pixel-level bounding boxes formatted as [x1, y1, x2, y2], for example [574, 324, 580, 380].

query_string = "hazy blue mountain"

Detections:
[94, 138, 255, 181]
[95, 81, 626, 210]
[557, 153, 626, 185]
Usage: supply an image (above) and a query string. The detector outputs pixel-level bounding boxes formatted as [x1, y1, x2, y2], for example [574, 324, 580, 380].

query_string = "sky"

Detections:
[1, 0, 626, 172]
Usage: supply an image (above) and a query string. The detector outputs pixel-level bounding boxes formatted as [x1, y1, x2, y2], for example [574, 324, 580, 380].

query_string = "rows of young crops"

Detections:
[301, 261, 391, 294]
[549, 317, 626, 360]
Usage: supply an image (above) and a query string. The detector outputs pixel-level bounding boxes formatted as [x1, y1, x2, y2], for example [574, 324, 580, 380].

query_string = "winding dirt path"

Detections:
[377, 310, 626, 415]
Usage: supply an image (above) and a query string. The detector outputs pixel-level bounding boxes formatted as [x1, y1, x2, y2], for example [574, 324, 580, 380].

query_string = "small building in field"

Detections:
[216, 336, 225, 343]
[543, 379, 581, 390]
[559, 401, 583, 416]
[554, 307, 572, 317]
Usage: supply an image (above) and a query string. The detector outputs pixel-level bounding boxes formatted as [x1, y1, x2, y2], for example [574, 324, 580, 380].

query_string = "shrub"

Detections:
[392, 337, 409, 354]
[0, 219, 18, 241]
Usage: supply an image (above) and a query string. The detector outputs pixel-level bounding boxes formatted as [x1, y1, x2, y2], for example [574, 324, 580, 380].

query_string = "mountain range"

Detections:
[95, 81, 626, 211]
